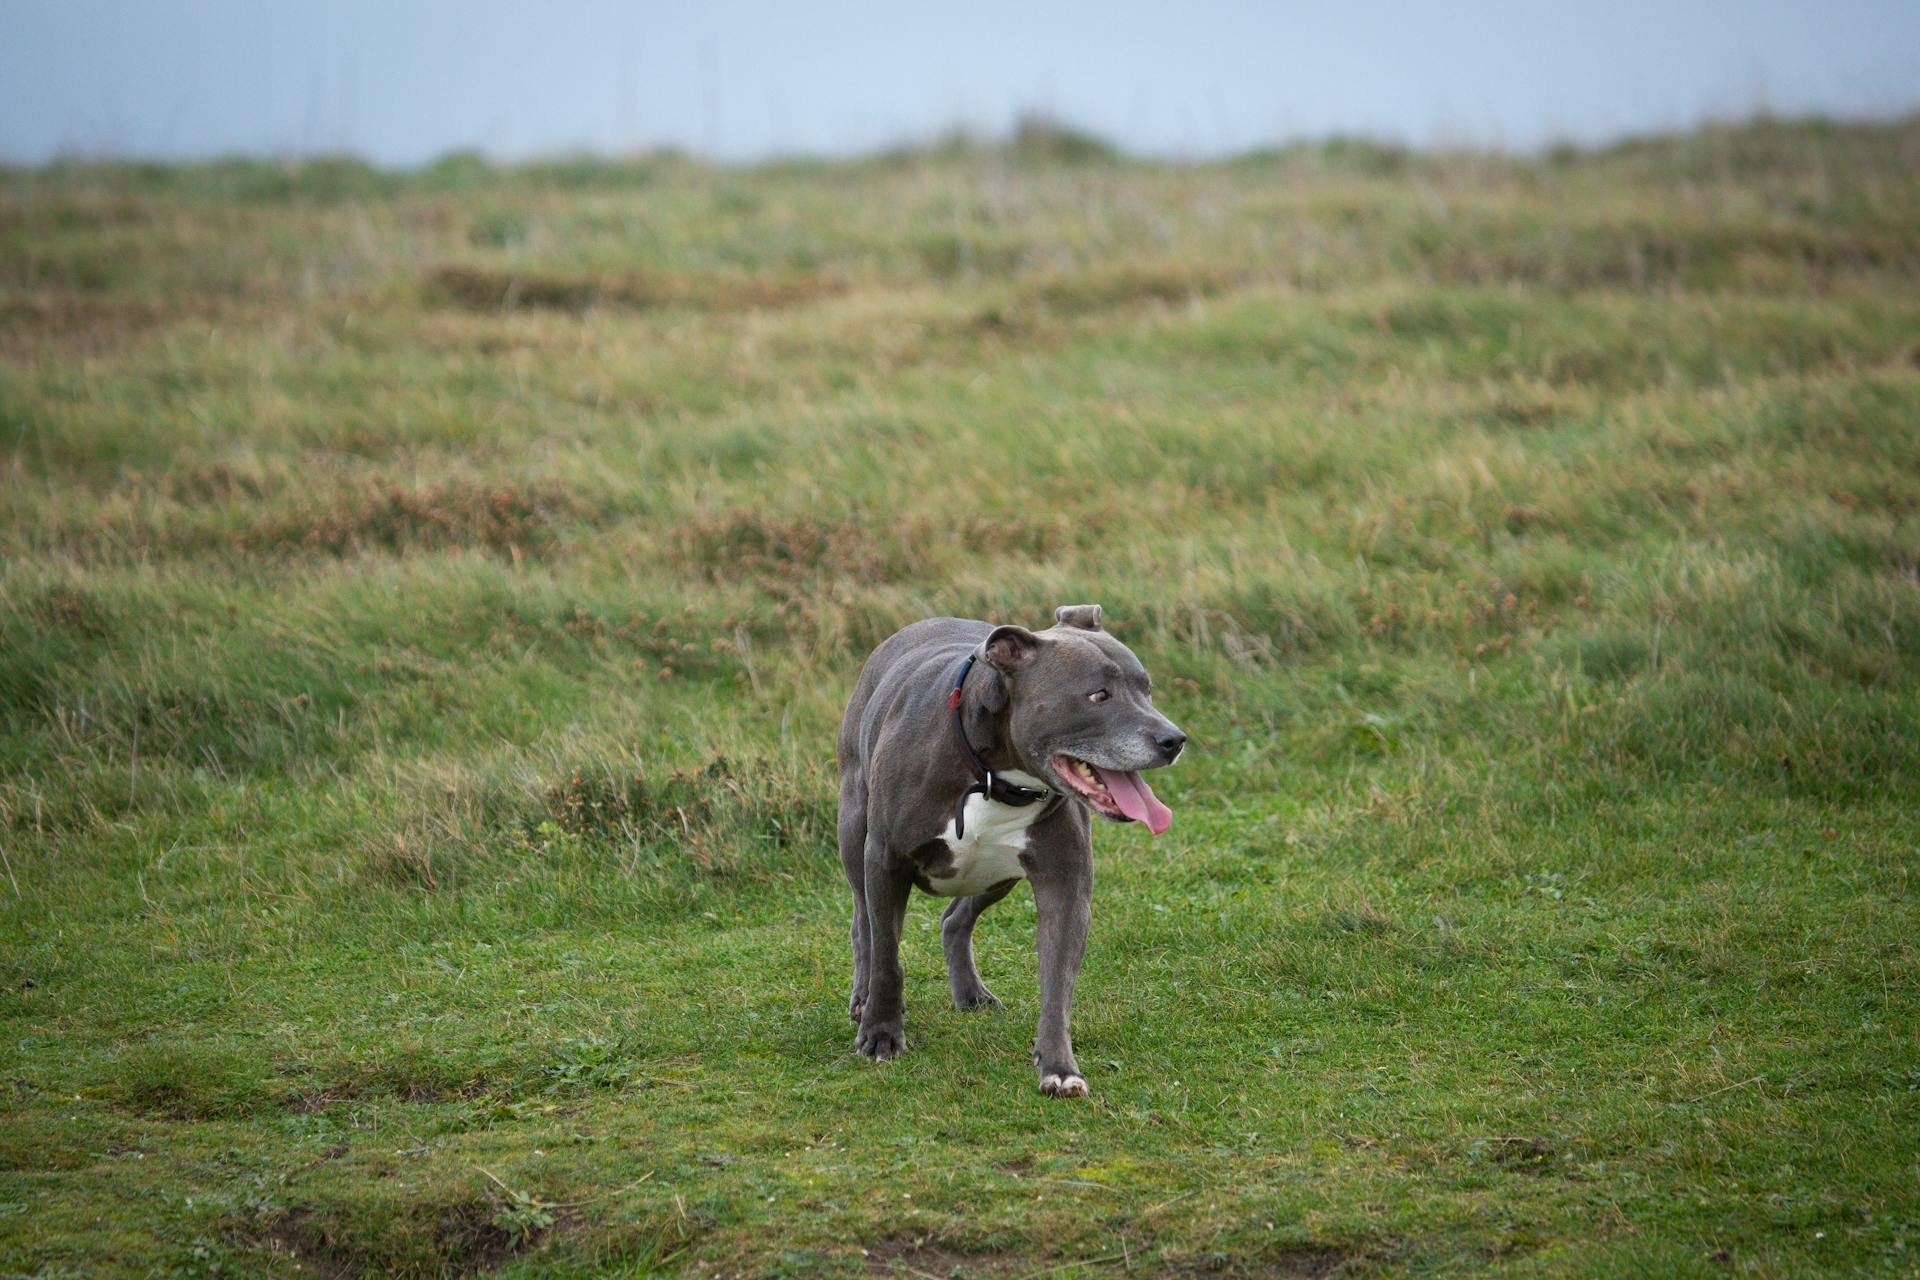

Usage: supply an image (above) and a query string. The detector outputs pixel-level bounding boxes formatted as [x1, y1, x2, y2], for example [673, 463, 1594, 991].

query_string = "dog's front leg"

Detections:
[1027, 843, 1092, 1097]
[942, 879, 1016, 1011]
[855, 838, 913, 1060]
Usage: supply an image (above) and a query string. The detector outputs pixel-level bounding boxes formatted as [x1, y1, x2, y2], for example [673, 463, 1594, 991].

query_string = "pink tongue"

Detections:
[1094, 767, 1173, 835]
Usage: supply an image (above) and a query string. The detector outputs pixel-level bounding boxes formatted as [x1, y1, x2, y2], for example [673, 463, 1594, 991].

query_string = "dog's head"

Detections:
[977, 604, 1185, 834]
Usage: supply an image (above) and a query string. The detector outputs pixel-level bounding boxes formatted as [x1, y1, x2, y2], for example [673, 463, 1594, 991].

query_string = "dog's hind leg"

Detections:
[837, 771, 869, 1024]
[941, 879, 1017, 1011]
[855, 836, 914, 1061]
[846, 905, 868, 1023]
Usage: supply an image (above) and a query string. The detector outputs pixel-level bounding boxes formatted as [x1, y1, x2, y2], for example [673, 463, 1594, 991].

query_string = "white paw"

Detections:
[1040, 1073, 1088, 1098]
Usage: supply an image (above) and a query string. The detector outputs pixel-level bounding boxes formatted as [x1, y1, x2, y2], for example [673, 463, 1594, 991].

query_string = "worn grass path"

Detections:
[3, 118, 1918, 1276]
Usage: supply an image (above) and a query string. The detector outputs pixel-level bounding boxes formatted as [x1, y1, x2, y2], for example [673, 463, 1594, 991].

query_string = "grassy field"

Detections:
[2, 115, 1918, 1277]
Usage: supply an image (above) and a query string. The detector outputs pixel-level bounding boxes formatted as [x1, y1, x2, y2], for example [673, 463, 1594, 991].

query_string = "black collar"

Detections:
[948, 651, 1051, 839]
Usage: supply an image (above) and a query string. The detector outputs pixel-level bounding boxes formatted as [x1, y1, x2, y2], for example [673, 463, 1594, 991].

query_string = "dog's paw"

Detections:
[1039, 1072, 1089, 1099]
[855, 1021, 906, 1061]
[952, 986, 1001, 1013]
[848, 993, 866, 1024]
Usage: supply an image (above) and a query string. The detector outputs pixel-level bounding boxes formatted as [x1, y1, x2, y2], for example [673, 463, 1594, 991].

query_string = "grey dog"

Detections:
[835, 605, 1186, 1097]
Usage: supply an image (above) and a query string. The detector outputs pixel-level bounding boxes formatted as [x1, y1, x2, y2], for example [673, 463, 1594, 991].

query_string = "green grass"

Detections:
[2, 115, 1918, 1277]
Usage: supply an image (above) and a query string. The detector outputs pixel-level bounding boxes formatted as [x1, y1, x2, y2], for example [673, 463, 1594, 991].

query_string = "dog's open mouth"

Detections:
[1050, 754, 1174, 835]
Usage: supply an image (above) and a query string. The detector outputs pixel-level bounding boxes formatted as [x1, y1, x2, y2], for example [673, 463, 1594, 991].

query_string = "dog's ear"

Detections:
[983, 624, 1042, 674]
[970, 626, 1037, 731]
[1053, 604, 1103, 631]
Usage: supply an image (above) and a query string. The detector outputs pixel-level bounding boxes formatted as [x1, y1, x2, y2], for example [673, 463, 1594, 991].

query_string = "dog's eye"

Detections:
[1088, 689, 1110, 704]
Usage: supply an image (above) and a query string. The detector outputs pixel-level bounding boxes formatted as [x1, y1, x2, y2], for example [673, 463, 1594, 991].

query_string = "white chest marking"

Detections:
[925, 770, 1053, 898]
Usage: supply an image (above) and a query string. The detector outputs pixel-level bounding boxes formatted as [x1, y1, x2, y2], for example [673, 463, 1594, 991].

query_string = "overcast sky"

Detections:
[4, 1, 1918, 165]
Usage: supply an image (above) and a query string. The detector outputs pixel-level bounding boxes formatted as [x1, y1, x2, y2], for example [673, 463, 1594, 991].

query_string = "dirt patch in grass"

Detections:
[429, 263, 844, 314]
[1249, 1246, 1361, 1278]
[1171, 1242, 1377, 1278]
[245, 1199, 561, 1279]
[249, 1208, 359, 1280]
[433, 1198, 560, 1275]
[866, 1236, 1022, 1277]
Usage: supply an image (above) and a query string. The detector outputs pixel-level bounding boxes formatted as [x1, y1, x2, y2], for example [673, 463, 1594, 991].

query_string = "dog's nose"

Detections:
[1155, 728, 1187, 760]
